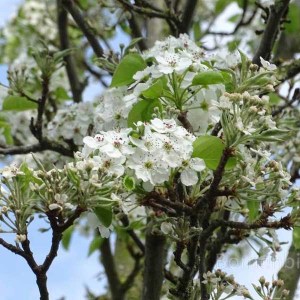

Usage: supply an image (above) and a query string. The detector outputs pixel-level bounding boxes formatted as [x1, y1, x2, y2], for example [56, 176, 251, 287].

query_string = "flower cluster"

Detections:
[47, 102, 95, 146]
[201, 270, 253, 299]
[82, 118, 206, 187]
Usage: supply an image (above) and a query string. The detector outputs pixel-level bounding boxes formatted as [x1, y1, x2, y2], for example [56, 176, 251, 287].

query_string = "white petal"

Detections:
[83, 136, 99, 148]
[180, 168, 198, 186]
[190, 158, 206, 172]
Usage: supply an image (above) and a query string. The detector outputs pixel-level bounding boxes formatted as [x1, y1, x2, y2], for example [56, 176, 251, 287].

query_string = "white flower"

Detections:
[49, 203, 62, 211]
[236, 117, 256, 135]
[15, 234, 27, 243]
[149, 118, 178, 133]
[98, 223, 114, 238]
[180, 158, 206, 186]
[260, 57, 277, 71]
[1, 165, 24, 179]
[156, 51, 192, 74]
[202, 271, 220, 285]
[264, 115, 277, 129]
[260, 0, 275, 7]
[127, 149, 169, 185]
[83, 128, 133, 159]
[160, 222, 173, 234]
[92, 154, 125, 177]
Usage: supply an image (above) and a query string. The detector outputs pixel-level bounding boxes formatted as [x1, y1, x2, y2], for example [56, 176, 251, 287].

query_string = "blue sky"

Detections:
[0, 1, 296, 300]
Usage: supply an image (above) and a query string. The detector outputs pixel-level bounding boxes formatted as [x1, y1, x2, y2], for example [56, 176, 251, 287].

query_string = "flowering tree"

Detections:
[0, 0, 300, 299]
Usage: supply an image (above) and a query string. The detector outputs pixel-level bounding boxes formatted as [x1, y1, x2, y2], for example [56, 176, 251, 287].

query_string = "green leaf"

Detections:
[62, 225, 75, 250]
[238, 50, 249, 81]
[19, 162, 43, 186]
[78, 0, 89, 10]
[286, 3, 300, 33]
[228, 14, 240, 23]
[123, 175, 136, 191]
[247, 201, 260, 221]
[88, 236, 103, 257]
[215, 0, 233, 14]
[124, 38, 144, 55]
[0, 121, 13, 145]
[220, 71, 233, 83]
[54, 87, 70, 101]
[192, 71, 224, 86]
[2, 95, 37, 111]
[111, 53, 147, 87]
[127, 98, 162, 128]
[93, 206, 113, 227]
[193, 22, 202, 41]
[192, 136, 236, 170]
[268, 93, 281, 105]
[293, 227, 300, 250]
[142, 78, 165, 98]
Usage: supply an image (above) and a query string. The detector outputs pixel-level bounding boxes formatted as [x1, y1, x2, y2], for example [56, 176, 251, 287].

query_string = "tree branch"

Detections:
[142, 225, 167, 300]
[177, 111, 194, 133]
[179, 0, 198, 34]
[272, 87, 300, 116]
[195, 147, 233, 212]
[252, 0, 290, 65]
[57, 0, 84, 103]
[127, 13, 148, 51]
[100, 238, 124, 300]
[61, 0, 104, 58]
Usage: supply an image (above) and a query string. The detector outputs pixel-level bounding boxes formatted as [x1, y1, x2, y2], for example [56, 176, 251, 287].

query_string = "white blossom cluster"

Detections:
[47, 102, 95, 146]
[81, 118, 206, 187]
[93, 86, 131, 131]
[2, 0, 57, 65]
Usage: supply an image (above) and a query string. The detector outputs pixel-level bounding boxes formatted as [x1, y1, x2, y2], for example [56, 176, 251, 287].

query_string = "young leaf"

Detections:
[88, 236, 104, 257]
[93, 206, 113, 227]
[247, 200, 260, 221]
[124, 37, 144, 55]
[0, 121, 13, 145]
[142, 78, 165, 98]
[293, 227, 300, 250]
[192, 135, 236, 170]
[111, 53, 147, 87]
[192, 71, 224, 86]
[2, 95, 37, 111]
[127, 98, 162, 127]
[123, 175, 136, 191]
[62, 225, 75, 250]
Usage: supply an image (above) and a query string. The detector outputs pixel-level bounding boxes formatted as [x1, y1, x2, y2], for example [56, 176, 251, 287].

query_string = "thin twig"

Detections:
[252, 0, 290, 65]
[57, 0, 84, 103]
[61, 0, 104, 58]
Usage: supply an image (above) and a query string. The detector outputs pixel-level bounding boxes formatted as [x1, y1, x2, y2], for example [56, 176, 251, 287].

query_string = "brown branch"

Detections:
[195, 147, 233, 212]
[272, 87, 300, 116]
[179, 0, 198, 34]
[142, 227, 167, 300]
[279, 59, 300, 80]
[170, 216, 200, 299]
[116, 0, 180, 29]
[0, 238, 28, 259]
[252, 0, 290, 65]
[177, 111, 194, 133]
[57, 0, 84, 103]
[207, 1, 257, 36]
[0, 141, 74, 157]
[127, 14, 148, 51]
[100, 238, 124, 300]
[30, 76, 50, 142]
[61, 0, 104, 58]
[21, 239, 49, 300]
[145, 191, 193, 215]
